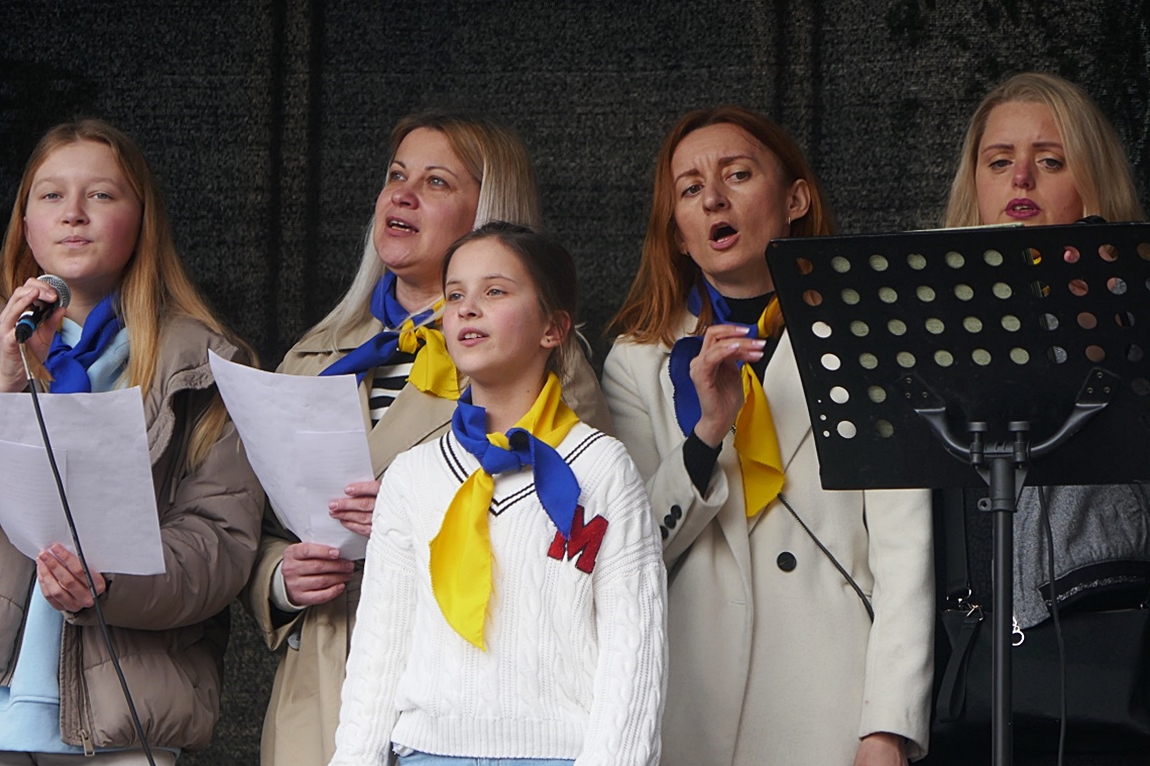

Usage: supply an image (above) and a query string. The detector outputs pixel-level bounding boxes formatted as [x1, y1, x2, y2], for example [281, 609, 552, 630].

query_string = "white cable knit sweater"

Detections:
[329, 422, 667, 766]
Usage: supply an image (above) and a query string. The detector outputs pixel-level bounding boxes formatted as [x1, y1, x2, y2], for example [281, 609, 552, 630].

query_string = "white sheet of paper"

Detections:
[0, 389, 163, 575]
[209, 351, 373, 559]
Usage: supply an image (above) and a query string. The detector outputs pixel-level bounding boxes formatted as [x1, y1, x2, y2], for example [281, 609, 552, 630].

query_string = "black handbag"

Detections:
[933, 487, 1150, 752]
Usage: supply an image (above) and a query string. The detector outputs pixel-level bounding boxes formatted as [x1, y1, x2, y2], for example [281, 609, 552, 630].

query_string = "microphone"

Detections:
[15, 275, 71, 343]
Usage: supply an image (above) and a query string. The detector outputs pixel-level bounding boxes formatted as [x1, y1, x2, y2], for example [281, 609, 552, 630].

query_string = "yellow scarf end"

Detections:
[430, 563, 491, 651]
[741, 454, 786, 518]
[430, 472, 494, 652]
[737, 368, 786, 518]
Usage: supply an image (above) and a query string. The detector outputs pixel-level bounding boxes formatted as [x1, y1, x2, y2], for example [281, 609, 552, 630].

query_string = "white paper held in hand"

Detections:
[208, 350, 373, 559]
[0, 388, 163, 575]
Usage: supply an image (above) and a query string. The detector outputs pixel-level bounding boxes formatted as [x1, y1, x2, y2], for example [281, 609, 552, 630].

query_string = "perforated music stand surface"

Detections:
[767, 222, 1150, 490]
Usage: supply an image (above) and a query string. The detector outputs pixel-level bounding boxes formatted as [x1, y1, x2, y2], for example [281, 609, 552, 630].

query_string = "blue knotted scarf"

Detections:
[319, 271, 439, 383]
[44, 293, 125, 394]
[449, 381, 581, 538]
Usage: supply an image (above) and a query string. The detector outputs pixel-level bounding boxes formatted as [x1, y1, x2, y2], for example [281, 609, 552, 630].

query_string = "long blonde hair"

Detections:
[303, 111, 542, 345]
[1, 119, 251, 468]
[944, 72, 1144, 227]
[610, 106, 836, 346]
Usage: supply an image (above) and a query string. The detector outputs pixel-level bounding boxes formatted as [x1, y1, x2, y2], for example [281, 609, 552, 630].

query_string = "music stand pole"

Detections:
[982, 428, 1025, 765]
[994, 484, 1013, 762]
[904, 371, 1116, 766]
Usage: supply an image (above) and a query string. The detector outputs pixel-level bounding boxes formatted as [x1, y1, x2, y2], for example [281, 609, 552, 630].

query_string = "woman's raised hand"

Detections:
[689, 323, 765, 447]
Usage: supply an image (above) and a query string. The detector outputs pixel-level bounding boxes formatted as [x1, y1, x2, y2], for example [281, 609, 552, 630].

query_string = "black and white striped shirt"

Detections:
[367, 349, 417, 425]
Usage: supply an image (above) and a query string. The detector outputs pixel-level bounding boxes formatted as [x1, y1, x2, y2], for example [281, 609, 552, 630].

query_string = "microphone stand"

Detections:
[18, 342, 158, 766]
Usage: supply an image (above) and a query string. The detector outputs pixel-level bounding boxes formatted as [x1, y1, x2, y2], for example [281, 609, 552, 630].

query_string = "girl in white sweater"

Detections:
[329, 222, 666, 766]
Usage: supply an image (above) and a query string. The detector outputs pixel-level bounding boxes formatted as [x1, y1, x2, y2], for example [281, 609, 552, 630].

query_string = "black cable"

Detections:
[19, 344, 158, 766]
[1037, 486, 1066, 766]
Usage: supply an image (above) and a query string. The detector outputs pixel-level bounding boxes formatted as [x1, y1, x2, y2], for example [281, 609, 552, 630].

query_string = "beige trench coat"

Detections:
[601, 324, 934, 765]
[246, 315, 613, 766]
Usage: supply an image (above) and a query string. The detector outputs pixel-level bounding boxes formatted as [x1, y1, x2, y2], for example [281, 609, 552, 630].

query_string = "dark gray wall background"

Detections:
[2, 1, 1148, 763]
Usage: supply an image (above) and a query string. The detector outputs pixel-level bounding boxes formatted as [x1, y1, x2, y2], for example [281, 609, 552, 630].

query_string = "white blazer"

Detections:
[602, 322, 934, 765]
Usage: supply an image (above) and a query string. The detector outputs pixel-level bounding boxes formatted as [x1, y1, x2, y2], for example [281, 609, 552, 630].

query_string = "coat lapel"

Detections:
[763, 330, 811, 474]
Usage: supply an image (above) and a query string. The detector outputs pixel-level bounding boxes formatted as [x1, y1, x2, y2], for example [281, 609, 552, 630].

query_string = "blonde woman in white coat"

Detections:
[602, 106, 934, 765]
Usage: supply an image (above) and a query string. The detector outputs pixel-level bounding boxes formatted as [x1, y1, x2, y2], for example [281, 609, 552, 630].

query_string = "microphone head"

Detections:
[38, 274, 71, 309]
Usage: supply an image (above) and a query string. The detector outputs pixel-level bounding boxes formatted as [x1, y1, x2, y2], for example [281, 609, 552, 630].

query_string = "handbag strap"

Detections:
[935, 487, 984, 723]
[777, 492, 874, 622]
[939, 487, 972, 603]
[936, 607, 984, 723]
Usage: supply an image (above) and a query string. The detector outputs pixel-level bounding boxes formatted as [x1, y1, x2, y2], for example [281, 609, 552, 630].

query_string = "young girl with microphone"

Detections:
[0, 119, 264, 764]
[328, 222, 666, 766]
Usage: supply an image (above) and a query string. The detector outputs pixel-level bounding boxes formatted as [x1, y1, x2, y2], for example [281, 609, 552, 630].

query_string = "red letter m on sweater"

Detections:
[547, 505, 608, 574]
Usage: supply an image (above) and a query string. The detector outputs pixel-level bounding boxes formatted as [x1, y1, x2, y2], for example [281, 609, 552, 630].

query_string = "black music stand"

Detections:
[767, 222, 1150, 766]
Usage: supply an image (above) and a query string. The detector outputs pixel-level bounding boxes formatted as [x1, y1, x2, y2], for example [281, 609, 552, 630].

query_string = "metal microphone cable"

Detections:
[17, 342, 158, 766]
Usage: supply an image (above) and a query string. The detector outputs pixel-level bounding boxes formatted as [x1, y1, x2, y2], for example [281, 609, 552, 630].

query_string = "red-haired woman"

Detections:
[603, 106, 934, 765]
